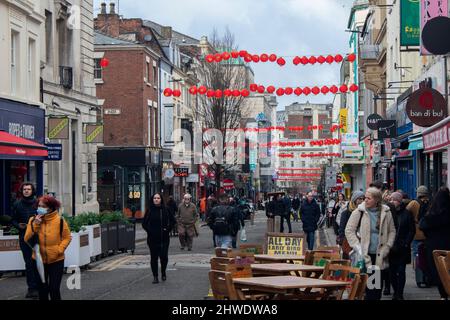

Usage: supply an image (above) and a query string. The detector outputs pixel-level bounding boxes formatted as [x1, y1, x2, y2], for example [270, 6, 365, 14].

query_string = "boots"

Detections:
[162, 273, 167, 281]
[152, 276, 159, 284]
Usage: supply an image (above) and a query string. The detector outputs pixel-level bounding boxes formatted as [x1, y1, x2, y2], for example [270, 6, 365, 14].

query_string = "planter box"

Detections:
[0, 236, 25, 272]
[64, 230, 91, 268]
[117, 222, 135, 253]
[100, 223, 109, 256]
[85, 224, 102, 260]
[100, 222, 119, 255]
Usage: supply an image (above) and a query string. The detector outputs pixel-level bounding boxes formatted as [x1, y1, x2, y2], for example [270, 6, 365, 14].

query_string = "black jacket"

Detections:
[338, 205, 351, 244]
[207, 205, 239, 236]
[166, 199, 178, 216]
[300, 199, 321, 232]
[292, 198, 301, 210]
[142, 206, 176, 246]
[389, 204, 415, 265]
[10, 197, 37, 236]
[266, 199, 286, 218]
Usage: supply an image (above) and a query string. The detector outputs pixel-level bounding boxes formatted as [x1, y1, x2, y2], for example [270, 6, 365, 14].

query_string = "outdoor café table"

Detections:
[254, 254, 305, 264]
[251, 263, 324, 278]
[233, 276, 349, 300]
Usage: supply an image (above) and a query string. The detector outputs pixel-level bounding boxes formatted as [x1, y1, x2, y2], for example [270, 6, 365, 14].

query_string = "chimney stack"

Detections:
[100, 2, 107, 14]
[161, 26, 172, 39]
[109, 2, 116, 14]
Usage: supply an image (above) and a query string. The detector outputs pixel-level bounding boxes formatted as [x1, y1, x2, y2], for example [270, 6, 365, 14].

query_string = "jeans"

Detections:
[149, 242, 169, 278]
[280, 215, 292, 233]
[306, 231, 315, 250]
[390, 263, 406, 296]
[32, 259, 64, 300]
[19, 234, 38, 291]
[215, 235, 233, 249]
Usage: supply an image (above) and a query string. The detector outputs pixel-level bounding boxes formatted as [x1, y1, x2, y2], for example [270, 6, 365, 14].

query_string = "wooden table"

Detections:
[254, 254, 305, 264]
[251, 263, 324, 278]
[233, 276, 348, 300]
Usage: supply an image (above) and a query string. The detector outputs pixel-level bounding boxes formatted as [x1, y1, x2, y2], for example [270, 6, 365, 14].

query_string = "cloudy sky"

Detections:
[93, 0, 355, 110]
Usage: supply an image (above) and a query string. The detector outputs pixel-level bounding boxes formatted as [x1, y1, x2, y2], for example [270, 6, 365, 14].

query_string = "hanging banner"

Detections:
[339, 109, 348, 133]
[86, 124, 104, 143]
[400, 0, 420, 46]
[48, 117, 69, 140]
[420, 0, 448, 55]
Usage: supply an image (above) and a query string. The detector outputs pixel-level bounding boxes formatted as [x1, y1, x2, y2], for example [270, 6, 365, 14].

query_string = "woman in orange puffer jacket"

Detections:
[25, 195, 71, 300]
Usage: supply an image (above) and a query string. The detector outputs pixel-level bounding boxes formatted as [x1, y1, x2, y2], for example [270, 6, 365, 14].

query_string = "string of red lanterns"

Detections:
[163, 83, 358, 98]
[278, 173, 322, 177]
[204, 124, 344, 134]
[277, 152, 342, 158]
[204, 50, 356, 66]
[223, 139, 342, 148]
[277, 168, 322, 171]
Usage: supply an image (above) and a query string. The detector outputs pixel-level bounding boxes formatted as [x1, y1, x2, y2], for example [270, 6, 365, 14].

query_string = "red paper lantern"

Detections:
[312, 86, 320, 95]
[321, 86, 329, 94]
[334, 54, 344, 63]
[340, 84, 348, 93]
[269, 54, 277, 62]
[276, 88, 285, 96]
[293, 56, 301, 65]
[349, 84, 359, 92]
[277, 57, 286, 66]
[232, 90, 241, 97]
[173, 89, 181, 97]
[207, 89, 215, 97]
[252, 55, 260, 63]
[317, 56, 326, 64]
[241, 89, 250, 97]
[330, 86, 339, 94]
[163, 88, 173, 97]
[100, 58, 109, 68]
[214, 53, 223, 62]
[198, 86, 207, 95]
[267, 86, 276, 94]
[250, 83, 258, 92]
[260, 54, 269, 62]
[206, 54, 215, 63]
[244, 54, 253, 63]
[189, 86, 198, 95]
[301, 56, 309, 65]
[285, 87, 293, 95]
[303, 87, 311, 95]
[224, 89, 232, 97]
[294, 87, 303, 96]
[326, 55, 334, 64]
[222, 52, 231, 60]
[231, 51, 239, 59]
[257, 85, 265, 94]
[239, 50, 248, 57]
[309, 56, 317, 64]
[347, 53, 356, 62]
[214, 89, 222, 98]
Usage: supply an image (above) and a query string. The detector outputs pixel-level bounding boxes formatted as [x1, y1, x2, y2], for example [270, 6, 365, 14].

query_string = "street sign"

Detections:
[164, 169, 175, 179]
[45, 144, 62, 161]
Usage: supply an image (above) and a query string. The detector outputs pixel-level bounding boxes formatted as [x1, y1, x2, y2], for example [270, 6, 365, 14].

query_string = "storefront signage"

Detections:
[174, 167, 189, 177]
[406, 88, 447, 127]
[186, 174, 199, 183]
[48, 117, 69, 140]
[86, 124, 104, 143]
[377, 120, 397, 139]
[339, 109, 348, 133]
[266, 232, 304, 255]
[343, 148, 364, 158]
[400, 0, 420, 46]
[341, 133, 359, 149]
[423, 118, 450, 152]
[367, 113, 384, 130]
[45, 144, 62, 161]
[420, 0, 448, 55]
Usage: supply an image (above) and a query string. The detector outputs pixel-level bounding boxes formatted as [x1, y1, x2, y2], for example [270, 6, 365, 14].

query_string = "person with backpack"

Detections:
[338, 191, 365, 259]
[24, 195, 71, 300]
[10, 183, 39, 299]
[207, 194, 239, 249]
[406, 185, 430, 288]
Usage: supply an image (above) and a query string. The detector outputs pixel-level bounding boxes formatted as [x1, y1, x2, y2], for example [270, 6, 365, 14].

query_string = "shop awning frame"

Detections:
[0, 131, 48, 160]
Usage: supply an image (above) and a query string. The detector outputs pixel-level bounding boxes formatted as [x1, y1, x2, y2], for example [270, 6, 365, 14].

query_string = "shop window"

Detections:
[9, 161, 30, 206]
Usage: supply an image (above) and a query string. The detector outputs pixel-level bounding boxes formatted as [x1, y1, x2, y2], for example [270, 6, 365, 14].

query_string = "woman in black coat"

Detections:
[142, 193, 176, 284]
[419, 187, 450, 299]
[388, 192, 415, 300]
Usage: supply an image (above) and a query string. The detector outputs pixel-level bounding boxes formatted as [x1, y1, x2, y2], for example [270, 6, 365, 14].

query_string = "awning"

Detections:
[0, 131, 48, 160]
[423, 116, 450, 153]
[408, 136, 424, 151]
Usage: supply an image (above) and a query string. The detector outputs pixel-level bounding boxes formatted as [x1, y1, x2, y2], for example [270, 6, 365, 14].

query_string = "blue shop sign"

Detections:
[0, 98, 45, 144]
[46, 144, 63, 161]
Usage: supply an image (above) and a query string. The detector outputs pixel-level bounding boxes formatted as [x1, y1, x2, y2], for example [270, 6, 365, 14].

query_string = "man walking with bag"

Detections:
[177, 194, 199, 251]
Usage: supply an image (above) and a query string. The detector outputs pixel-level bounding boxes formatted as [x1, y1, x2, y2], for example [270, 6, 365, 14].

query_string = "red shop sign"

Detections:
[423, 117, 450, 153]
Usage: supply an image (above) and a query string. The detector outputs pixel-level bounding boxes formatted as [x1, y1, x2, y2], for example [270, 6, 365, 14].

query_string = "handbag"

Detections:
[239, 227, 247, 242]
[342, 210, 364, 256]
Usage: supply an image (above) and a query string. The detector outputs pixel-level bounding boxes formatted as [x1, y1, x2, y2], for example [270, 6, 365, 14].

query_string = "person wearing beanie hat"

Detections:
[416, 186, 429, 198]
[389, 191, 415, 300]
[351, 191, 365, 204]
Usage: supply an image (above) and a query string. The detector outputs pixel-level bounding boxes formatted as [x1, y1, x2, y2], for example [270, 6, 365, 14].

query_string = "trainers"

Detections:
[180, 247, 185, 250]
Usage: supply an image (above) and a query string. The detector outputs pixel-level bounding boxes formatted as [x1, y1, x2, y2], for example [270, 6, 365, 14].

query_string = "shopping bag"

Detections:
[33, 244, 45, 283]
[239, 228, 247, 242]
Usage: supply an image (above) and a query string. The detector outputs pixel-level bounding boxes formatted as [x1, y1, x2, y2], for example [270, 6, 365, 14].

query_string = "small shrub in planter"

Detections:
[77, 212, 102, 260]
[63, 215, 90, 269]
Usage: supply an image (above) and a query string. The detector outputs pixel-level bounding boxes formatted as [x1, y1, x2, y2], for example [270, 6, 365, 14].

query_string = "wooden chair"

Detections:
[347, 273, 368, 300]
[240, 244, 264, 254]
[433, 250, 450, 296]
[317, 246, 341, 254]
[321, 262, 362, 300]
[210, 258, 253, 278]
[304, 250, 342, 266]
[209, 271, 239, 300]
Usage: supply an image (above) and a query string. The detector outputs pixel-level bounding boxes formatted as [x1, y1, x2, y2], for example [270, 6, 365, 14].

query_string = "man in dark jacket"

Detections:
[300, 192, 321, 250]
[388, 192, 415, 300]
[292, 196, 301, 222]
[10, 183, 38, 299]
[207, 194, 239, 249]
[281, 195, 293, 233]
[206, 195, 218, 247]
[229, 197, 245, 248]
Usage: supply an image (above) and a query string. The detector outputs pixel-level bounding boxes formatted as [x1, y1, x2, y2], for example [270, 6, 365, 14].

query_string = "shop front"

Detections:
[0, 98, 47, 216]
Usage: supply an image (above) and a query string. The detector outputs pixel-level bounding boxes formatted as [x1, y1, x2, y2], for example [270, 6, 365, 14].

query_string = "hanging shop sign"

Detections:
[420, 0, 449, 55]
[341, 133, 359, 149]
[377, 120, 398, 139]
[48, 117, 69, 140]
[367, 113, 384, 130]
[400, 0, 420, 46]
[45, 144, 62, 161]
[423, 117, 450, 153]
[422, 16, 450, 55]
[406, 88, 447, 127]
[174, 168, 189, 177]
[339, 109, 348, 133]
[86, 124, 104, 143]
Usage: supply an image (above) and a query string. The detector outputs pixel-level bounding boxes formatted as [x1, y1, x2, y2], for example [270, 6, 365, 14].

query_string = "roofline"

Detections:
[347, 1, 370, 29]
[94, 44, 161, 60]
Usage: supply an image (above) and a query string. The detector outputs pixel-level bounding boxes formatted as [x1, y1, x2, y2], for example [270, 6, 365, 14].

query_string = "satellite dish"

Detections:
[144, 35, 152, 42]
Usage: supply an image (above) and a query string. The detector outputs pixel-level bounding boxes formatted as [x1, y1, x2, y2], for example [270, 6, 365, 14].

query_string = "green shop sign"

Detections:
[400, 0, 420, 46]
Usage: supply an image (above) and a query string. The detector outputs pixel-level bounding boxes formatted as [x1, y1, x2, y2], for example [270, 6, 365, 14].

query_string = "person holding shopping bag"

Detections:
[24, 195, 71, 300]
